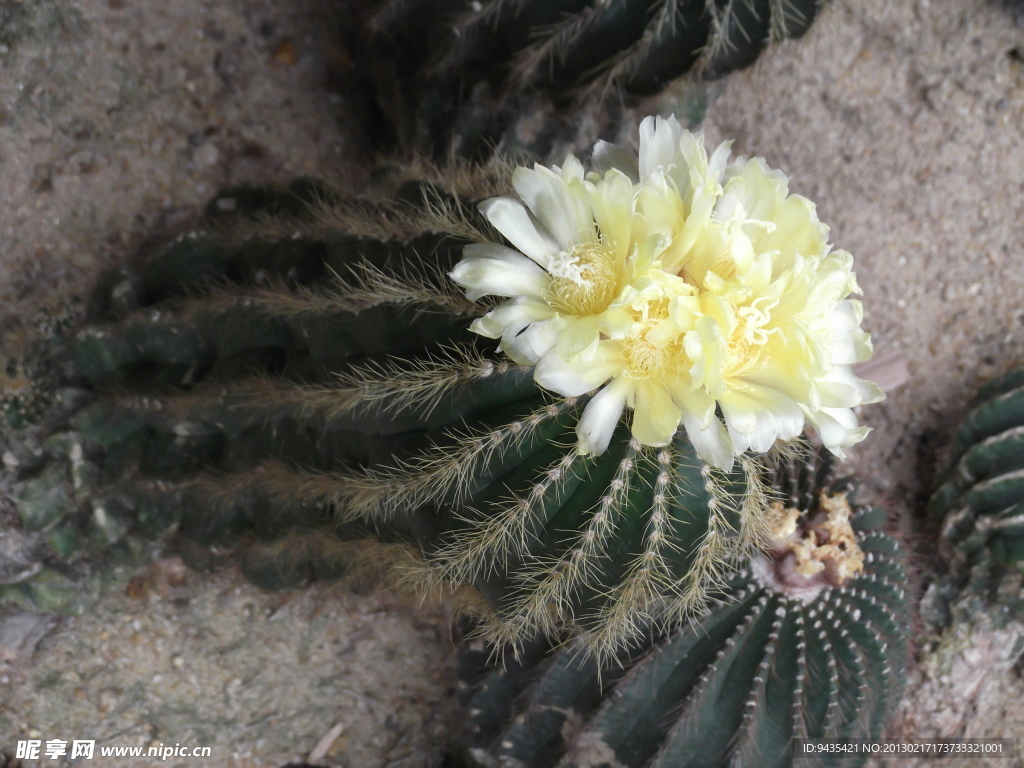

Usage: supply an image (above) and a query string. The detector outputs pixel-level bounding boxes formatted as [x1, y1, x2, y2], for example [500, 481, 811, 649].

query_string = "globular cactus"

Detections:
[929, 365, 1024, 590]
[69, 183, 762, 646]
[68, 117, 881, 655]
[458, 448, 910, 768]
[355, 0, 824, 156]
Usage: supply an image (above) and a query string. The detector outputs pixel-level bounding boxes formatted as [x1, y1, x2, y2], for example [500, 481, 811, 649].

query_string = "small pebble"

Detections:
[194, 143, 219, 167]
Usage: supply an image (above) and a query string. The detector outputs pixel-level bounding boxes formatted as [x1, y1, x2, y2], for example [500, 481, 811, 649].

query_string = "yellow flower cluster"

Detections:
[451, 115, 882, 470]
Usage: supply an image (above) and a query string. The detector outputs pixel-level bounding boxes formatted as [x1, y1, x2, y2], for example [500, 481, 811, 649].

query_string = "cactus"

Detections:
[356, 0, 824, 156]
[67, 117, 881, 656]
[929, 365, 1024, 593]
[69, 174, 769, 651]
[458, 448, 910, 768]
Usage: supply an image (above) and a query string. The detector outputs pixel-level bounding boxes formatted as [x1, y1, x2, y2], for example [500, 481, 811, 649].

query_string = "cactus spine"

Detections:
[459, 448, 910, 768]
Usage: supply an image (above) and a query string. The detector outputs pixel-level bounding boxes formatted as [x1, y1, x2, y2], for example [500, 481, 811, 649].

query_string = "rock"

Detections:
[1, 433, 47, 476]
[0, 611, 59, 668]
[0, 529, 42, 585]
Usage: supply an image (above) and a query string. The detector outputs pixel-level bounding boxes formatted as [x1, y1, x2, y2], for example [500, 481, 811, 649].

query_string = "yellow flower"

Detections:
[451, 156, 645, 365]
[451, 115, 883, 470]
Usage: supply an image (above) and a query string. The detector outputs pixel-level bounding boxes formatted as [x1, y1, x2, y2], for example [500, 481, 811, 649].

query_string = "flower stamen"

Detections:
[545, 241, 621, 315]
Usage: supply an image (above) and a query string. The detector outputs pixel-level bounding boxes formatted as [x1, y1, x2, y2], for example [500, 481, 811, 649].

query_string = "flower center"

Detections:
[721, 301, 774, 379]
[624, 337, 668, 377]
[545, 241, 621, 316]
[621, 300, 682, 379]
[754, 491, 865, 602]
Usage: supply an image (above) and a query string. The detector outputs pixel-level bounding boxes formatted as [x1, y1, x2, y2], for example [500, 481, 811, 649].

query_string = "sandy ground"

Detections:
[0, 0, 361, 358]
[1, 560, 455, 768]
[2, 0, 1024, 765]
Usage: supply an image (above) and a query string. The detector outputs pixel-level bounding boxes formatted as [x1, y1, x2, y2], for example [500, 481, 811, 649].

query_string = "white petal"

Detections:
[534, 345, 623, 397]
[630, 380, 682, 447]
[718, 156, 786, 225]
[804, 406, 870, 460]
[683, 412, 734, 471]
[829, 300, 873, 365]
[669, 380, 734, 471]
[719, 389, 780, 454]
[707, 140, 732, 185]
[815, 365, 885, 408]
[502, 317, 562, 365]
[470, 296, 553, 339]
[588, 169, 637, 261]
[857, 377, 886, 405]
[462, 242, 540, 269]
[685, 315, 727, 398]
[592, 140, 639, 181]
[576, 379, 631, 455]
[449, 256, 549, 301]
[512, 166, 592, 251]
[560, 154, 586, 182]
[673, 130, 716, 206]
[759, 195, 829, 268]
[734, 382, 805, 441]
[554, 315, 603, 360]
[479, 197, 559, 264]
[639, 114, 683, 180]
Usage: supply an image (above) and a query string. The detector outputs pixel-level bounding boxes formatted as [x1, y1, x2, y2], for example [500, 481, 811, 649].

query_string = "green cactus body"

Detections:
[359, 0, 823, 154]
[71, 174, 782, 653]
[930, 365, 1024, 578]
[459, 452, 910, 768]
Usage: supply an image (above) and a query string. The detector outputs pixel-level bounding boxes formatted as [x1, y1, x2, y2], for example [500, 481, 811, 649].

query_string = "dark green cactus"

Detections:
[458, 449, 910, 768]
[68, 171, 787, 654]
[929, 365, 1024, 589]
[356, 0, 823, 155]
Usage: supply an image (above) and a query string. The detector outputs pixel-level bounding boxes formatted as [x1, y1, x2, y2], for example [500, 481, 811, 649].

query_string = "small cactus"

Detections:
[69, 118, 880, 655]
[356, 0, 825, 155]
[459, 448, 910, 768]
[929, 365, 1024, 586]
